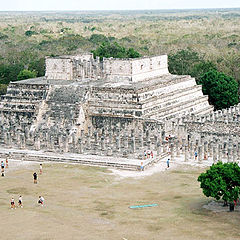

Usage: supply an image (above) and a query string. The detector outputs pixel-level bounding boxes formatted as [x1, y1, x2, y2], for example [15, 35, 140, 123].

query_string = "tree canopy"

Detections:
[17, 69, 37, 81]
[168, 49, 216, 82]
[199, 70, 239, 110]
[91, 42, 141, 60]
[198, 162, 240, 206]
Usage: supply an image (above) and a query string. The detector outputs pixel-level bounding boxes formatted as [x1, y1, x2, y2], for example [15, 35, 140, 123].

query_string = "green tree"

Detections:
[168, 49, 202, 75]
[198, 162, 240, 211]
[91, 42, 141, 60]
[192, 61, 217, 84]
[25, 30, 37, 37]
[199, 70, 238, 110]
[168, 49, 216, 82]
[0, 84, 7, 95]
[17, 69, 37, 81]
[29, 58, 45, 77]
[0, 63, 23, 84]
[89, 34, 109, 44]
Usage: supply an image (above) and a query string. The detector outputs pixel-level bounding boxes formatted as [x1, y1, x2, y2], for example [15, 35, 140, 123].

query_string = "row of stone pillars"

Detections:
[167, 135, 240, 164]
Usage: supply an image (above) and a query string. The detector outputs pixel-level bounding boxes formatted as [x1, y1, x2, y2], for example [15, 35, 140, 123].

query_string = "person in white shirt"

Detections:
[38, 196, 45, 206]
[39, 164, 43, 175]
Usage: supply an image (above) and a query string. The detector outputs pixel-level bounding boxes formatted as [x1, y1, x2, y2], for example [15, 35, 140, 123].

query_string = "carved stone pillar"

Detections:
[78, 138, 83, 154]
[218, 144, 222, 162]
[228, 147, 232, 162]
[170, 143, 174, 161]
[64, 137, 69, 153]
[203, 141, 208, 160]
[176, 140, 180, 157]
[184, 145, 188, 162]
[233, 145, 237, 163]
[212, 144, 217, 163]
[198, 145, 202, 163]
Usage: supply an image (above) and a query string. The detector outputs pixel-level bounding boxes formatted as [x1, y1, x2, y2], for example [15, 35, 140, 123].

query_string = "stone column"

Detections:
[198, 145, 202, 163]
[156, 140, 162, 156]
[163, 140, 167, 153]
[237, 142, 240, 161]
[101, 136, 105, 152]
[227, 147, 232, 162]
[223, 142, 227, 159]
[212, 144, 217, 163]
[233, 145, 237, 163]
[34, 136, 41, 151]
[218, 144, 222, 162]
[203, 141, 208, 160]
[189, 141, 194, 160]
[58, 135, 63, 150]
[208, 142, 213, 158]
[20, 133, 25, 149]
[146, 129, 151, 149]
[49, 136, 54, 151]
[64, 137, 69, 153]
[132, 135, 136, 153]
[78, 138, 83, 154]
[184, 145, 189, 162]
[170, 143, 174, 161]
[176, 140, 180, 157]
[182, 138, 186, 154]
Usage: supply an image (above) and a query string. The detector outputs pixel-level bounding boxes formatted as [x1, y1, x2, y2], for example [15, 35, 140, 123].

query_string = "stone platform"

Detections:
[0, 147, 168, 171]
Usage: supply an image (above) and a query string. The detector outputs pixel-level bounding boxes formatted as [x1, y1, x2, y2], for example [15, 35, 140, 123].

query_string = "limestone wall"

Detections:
[45, 57, 73, 80]
[131, 55, 169, 82]
[103, 55, 169, 82]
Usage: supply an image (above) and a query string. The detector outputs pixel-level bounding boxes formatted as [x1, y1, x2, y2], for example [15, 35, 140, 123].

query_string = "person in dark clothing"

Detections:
[33, 172, 38, 184]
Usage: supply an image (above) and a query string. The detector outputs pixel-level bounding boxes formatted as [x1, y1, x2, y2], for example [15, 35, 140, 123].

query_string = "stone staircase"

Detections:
[0, 82, 48, 114]
[88, 74, 213, 120]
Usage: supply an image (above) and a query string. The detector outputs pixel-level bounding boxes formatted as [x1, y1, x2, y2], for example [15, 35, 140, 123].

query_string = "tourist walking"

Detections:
[33, 172, 38, 184]
[18, 196, 23, 208]
[140, 162, 144, 171]
[38, 196, 45, 206]
[1, 161, 4, 172]
[194, 151, 198, 160]
[167, 158, 170, 168]
[11, 197, 16, 209]
[144, 150, 147, 159]
[1, 161, 5, 177]
[39, 164, 42, 175]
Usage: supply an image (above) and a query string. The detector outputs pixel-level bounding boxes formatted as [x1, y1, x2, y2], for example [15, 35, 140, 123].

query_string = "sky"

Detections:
[0, 0, 239, 11]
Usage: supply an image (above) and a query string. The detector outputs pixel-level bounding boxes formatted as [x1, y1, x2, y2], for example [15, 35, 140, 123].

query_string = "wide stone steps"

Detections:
[150, 96, 210, 120]
[143, 86, 207, 119]
[193, 105, 214, 116]
[0, 148, 167, 171]
[142, 85, 203, 114]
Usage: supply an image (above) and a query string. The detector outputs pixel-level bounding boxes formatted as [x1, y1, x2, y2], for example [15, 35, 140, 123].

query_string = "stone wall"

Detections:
[45, 57, 74, 80]
[103, 55, 169, 82]
[45, 54, 169, 83]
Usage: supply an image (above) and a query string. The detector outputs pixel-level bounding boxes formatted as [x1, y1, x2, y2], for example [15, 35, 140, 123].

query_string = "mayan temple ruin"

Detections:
[0, 53, 239, 170]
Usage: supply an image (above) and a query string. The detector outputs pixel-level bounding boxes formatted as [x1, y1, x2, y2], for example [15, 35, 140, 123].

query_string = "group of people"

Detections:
[10, 196, 23, 209]
[8, 162, 45, 209]
[33, 163, 43, 184]
[10, 195, 45, 209]
[143, 150, 154, 159]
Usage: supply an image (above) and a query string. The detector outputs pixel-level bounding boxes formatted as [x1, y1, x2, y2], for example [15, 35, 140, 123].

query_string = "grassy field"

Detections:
[0, 161, 239, 240]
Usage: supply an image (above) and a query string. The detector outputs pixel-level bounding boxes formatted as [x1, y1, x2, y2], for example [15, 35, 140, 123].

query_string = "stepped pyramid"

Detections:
[0, 53, 213, 157]
[0, 53, 213, 131]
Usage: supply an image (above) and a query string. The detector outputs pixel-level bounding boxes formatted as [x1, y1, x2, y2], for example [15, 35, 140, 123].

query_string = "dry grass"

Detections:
[0, 161, 239, 240]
